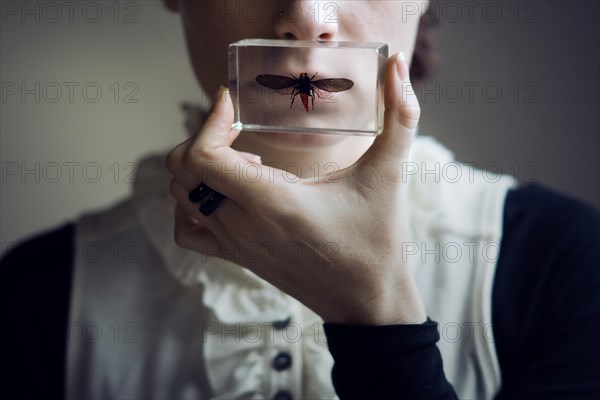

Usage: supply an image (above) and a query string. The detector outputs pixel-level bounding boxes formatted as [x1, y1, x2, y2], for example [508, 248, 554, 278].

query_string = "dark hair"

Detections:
[410, 4, 440, 84]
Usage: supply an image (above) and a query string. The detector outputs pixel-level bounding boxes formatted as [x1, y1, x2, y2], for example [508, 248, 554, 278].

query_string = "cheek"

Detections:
[181, 9, 274, 95]
[181, 2, 274, 46]
[182, 23, 241, 96]
[340, 4, 421, 56]
[182, 27, 227, 96]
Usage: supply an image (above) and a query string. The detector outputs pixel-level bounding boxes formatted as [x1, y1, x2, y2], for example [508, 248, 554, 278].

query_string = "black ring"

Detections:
[199, 191, 226, 216]
[188, 183, 214, 204]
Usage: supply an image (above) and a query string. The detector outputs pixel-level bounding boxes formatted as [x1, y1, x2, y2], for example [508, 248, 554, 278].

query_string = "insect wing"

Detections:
[311, 78, 354, 93]
[256, 74, 298, 90]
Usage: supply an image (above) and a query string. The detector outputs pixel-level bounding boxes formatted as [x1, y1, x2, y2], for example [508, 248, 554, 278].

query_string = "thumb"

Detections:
[194, 85, 242, 151]
[360, 52, 420, 169]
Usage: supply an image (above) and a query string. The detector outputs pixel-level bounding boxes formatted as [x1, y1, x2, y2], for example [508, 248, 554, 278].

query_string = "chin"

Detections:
[245, 131, 349, 151]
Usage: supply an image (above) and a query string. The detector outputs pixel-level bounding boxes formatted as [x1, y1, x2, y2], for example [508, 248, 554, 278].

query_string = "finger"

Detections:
[169, 87, 238, 177]
[168, 141, 261, 193]
[167, 104, 262, 189]
[181, 86, 243, 171]
[238, 151, 262, 165]
[166, 137, 207, 190]
[174, 204, 261, 269]
[169, 177, 234, 244]
[174, 203, 226, 256]
[166, 136, 191, 175]
[360, 52, 420, 169]
[179, 86, 274, 200]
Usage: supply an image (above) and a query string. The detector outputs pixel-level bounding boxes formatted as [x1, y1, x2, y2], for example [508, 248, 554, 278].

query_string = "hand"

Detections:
[167, 53, 426, 325]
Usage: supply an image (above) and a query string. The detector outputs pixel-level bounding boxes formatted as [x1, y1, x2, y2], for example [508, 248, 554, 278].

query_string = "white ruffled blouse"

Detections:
[66, 113, 515, 399]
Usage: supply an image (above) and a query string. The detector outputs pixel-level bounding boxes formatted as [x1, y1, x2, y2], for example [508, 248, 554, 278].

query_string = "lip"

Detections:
[263, 64, 329, 79]
[281, 56, 348, 80]
[262, 47, 340, 79]
[241, 78, 350, 118]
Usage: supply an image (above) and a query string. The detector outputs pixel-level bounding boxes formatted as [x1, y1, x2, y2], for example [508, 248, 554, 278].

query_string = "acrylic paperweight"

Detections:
[229, 39, 388, 136]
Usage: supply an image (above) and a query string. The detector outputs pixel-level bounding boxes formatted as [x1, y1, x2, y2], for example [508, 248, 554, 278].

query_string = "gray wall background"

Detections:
[1, 1, 598, 249]
[418, 0, 599, 212]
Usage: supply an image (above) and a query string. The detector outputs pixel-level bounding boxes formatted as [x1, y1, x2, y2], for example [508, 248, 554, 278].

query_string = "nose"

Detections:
[274, 1, 340, 41]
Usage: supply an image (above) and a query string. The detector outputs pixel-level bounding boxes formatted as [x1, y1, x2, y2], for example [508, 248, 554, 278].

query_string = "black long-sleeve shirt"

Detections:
[2, 184, 600, 399]
[324, 184, 600, 399]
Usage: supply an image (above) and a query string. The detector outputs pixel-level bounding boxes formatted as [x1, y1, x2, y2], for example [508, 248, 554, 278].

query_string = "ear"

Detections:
[163, 0, 180, 12]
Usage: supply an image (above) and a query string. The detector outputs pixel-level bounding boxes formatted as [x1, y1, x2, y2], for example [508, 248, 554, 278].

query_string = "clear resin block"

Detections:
[229, 39, 388, 136]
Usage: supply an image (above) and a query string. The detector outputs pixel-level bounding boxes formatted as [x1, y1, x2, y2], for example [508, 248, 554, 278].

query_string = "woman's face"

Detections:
[171, 0, 427, 94]
[166, 0, 428, 150]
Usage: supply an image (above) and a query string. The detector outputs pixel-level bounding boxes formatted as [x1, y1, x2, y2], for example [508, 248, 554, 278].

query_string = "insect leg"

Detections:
[290, 88, 298, 108]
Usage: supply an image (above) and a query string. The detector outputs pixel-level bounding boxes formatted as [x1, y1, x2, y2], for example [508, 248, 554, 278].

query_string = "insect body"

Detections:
[255, 73, 354, 112]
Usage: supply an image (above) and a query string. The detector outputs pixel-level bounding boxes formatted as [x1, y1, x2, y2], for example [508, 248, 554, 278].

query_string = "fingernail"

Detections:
[213, 85, 229, 104]
[395, 52, 408, 81]
[219, 85, 229, 102]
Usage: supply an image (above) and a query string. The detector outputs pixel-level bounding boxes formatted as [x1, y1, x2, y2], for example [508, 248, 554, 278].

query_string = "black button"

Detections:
[272, 390, 293, 400]
[272, 352, 292, 371]
[271, 316, 291, 330]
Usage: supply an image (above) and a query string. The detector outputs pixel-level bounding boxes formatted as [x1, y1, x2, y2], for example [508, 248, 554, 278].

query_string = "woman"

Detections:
[4, 1, 599, 399]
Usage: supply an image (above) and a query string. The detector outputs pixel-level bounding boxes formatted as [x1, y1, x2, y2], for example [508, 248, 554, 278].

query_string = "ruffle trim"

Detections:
[130, 133, 460, 323]
[131, 155, 295, 324]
